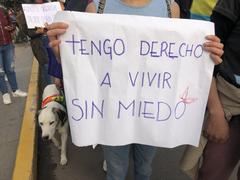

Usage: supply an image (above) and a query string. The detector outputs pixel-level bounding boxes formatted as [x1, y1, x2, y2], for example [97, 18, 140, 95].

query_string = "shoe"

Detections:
[2, 93, 12, 105]
[12, 89, 27, 97]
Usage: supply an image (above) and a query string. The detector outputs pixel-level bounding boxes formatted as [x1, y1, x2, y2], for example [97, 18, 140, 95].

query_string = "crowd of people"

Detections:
[0, 0, 239, 179]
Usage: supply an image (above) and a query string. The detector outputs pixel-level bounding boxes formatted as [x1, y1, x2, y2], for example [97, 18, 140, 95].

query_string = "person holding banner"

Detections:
[24, 0, 52, 89]
[47, 0, 224, 180]
[23, 0, 66, 89]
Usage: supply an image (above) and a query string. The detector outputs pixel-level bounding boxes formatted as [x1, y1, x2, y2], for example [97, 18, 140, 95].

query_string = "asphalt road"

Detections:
[38, 138, 190, 180]
[37, 137, 239, 180]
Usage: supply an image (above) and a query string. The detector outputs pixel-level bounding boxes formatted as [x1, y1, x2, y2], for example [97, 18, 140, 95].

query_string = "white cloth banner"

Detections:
[56, 11, 214, 148]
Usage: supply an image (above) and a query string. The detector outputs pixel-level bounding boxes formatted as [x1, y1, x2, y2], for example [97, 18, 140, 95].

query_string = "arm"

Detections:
[58, 0, 65, 10]
[204, 78, 229, 143]
[170, 1, 180, 18]
[27, 26, 46, 39]
[174, 0, 192, 19]
[4, 13, 15, 32]
[86, 2, 97, 13]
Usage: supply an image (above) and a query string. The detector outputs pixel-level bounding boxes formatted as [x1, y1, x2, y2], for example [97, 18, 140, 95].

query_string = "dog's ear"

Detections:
[36, 106, 47, 122]
[52, 108, 67, 126]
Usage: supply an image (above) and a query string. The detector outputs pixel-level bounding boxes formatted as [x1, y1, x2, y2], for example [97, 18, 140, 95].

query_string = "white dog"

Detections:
[38, 84, 69, 165]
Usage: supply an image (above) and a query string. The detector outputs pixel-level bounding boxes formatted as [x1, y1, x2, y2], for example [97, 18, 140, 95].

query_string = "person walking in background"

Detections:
[0, 3, 27, 105]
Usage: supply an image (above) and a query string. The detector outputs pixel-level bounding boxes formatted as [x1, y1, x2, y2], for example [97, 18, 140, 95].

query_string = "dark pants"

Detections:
[198, 116, 240, 180]
[30, 37, 51, 89]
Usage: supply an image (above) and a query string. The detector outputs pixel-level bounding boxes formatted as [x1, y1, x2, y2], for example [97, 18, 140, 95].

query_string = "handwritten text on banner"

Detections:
[22, 2, 61, 28]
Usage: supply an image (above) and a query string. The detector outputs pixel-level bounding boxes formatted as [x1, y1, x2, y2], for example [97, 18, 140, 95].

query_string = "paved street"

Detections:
[37, 139, 239, 180]
[38, 141, 191, 180]
[0, 43, 33, 180]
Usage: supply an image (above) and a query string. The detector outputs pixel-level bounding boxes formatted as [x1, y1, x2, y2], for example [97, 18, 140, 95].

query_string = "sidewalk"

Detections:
[0, 43, 33, 180]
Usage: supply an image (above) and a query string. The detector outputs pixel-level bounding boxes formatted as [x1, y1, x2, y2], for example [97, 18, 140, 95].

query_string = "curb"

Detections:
[12, 59, 39, 180]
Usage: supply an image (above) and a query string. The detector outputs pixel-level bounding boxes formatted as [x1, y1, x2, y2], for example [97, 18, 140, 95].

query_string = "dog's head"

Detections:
[38, 107, 67, 140]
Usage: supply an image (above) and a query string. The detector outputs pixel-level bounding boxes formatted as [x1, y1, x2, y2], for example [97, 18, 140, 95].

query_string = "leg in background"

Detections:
[198, 116, 240, 180]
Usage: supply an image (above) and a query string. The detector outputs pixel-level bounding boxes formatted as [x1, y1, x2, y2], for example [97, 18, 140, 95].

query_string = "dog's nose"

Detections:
[42, 135, 49, 140]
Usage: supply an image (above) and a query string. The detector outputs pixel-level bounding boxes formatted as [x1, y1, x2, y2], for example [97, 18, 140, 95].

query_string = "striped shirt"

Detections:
[190, 0, 217, 21]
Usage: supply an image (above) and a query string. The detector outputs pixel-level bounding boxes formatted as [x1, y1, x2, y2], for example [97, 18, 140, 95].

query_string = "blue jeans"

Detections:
[103, 144, 157, 180]
[0, 44, 18, 94]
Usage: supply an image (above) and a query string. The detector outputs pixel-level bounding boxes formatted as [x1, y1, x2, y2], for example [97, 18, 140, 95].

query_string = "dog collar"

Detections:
[41, 94, 65, 108]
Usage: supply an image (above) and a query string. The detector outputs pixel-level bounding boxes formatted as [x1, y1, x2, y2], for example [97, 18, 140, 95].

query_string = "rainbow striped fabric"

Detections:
[190, 0, 217, 21]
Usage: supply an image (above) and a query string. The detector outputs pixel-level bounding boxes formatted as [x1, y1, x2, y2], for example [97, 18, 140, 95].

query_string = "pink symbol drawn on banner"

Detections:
[180, 87, 198, 104]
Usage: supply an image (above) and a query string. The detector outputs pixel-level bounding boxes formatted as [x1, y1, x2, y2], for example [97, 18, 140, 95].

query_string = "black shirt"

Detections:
[66, 0, 89, 11]
[211, 0, 240, 87]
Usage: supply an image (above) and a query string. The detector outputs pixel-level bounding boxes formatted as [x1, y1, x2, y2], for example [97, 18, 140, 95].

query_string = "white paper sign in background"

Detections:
[55, 11, 214, 148]
[22, 2, 62, 28]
